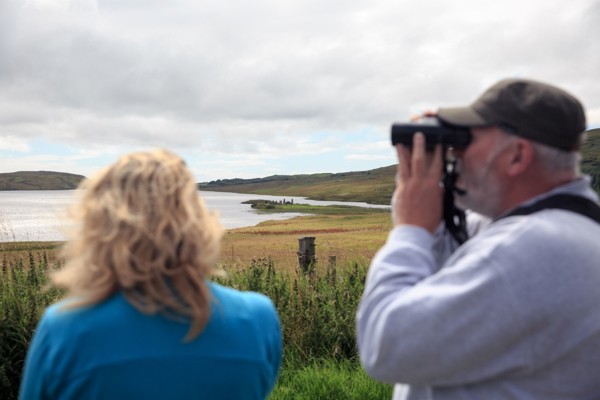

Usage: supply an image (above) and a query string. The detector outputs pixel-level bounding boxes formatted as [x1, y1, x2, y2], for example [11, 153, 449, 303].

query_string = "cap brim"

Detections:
[437, 106, 491, 128]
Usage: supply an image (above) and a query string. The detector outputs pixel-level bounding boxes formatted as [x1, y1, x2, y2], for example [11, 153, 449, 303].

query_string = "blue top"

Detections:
[20, 282, 282, 400]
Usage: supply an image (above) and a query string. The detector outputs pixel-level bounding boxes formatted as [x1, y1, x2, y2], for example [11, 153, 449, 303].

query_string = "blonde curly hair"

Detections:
[53, 149, 223, 341]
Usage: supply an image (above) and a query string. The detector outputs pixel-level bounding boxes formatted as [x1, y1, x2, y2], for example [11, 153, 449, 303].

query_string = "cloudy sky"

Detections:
[0, 0, 598, 182]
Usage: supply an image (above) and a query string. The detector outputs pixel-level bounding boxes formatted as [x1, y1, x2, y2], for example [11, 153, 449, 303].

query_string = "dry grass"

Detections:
[0, 213, 392, 275]
[220, 213, 391, 273]
[0, 241, 62, 265]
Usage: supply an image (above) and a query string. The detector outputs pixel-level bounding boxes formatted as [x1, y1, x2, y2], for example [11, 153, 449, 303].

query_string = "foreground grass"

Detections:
[1, 248, 393, 399]
[271, 359, 392, 400]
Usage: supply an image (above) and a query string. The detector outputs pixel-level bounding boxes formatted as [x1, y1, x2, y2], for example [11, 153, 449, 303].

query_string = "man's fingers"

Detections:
[396, 144, 410, 181]
[411, 133, 426, 177]
[397, 132, 441, 181]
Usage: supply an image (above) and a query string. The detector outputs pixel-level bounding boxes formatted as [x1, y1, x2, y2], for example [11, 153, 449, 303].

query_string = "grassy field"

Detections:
[221, 212, 391, 273]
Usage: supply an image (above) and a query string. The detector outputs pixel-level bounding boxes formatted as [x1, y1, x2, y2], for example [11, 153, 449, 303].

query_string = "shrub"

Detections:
[216, 257, 368, 365]
[0, 252, 62, 400]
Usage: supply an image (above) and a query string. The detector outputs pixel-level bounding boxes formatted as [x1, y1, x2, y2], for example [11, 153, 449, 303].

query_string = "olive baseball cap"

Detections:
[437, 78, 586, 151]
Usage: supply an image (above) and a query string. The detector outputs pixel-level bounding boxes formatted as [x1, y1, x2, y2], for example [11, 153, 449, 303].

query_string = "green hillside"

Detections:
[201, 129, 600, 204]
[0, 171, 85, 190]
[200, 165, 396, 205]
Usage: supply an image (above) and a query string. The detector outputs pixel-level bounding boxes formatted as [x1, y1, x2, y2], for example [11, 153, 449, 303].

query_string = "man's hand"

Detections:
[392, 132, 443, 233]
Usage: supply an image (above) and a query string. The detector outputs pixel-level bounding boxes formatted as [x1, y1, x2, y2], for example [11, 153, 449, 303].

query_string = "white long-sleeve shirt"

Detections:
[357, 178, 600, 399]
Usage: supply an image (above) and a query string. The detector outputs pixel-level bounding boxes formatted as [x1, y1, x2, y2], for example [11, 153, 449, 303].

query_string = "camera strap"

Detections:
[495, 194, 600, 224]
[443, 158, 469, 245]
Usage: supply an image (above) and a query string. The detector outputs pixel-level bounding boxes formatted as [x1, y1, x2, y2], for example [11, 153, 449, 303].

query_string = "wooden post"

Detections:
[298, 236, 317, 274]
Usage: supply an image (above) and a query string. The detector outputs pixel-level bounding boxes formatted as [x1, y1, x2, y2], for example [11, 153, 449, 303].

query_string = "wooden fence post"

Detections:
[297, 236, 317, 274]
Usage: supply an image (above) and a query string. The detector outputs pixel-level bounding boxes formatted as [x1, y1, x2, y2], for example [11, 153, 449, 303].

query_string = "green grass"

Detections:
[271, 359, 392, 400]
[217, 257, 366, 362]
[0, 251, 63, 399]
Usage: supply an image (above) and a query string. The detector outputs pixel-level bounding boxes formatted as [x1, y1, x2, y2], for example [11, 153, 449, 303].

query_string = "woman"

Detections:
[19, 149, 282, 400]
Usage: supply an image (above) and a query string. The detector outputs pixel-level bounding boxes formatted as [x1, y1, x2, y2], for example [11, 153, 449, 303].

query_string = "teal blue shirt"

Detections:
[20, 282, 282, 400]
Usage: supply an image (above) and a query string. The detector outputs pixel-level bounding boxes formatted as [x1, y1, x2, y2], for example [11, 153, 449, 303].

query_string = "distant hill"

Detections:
[200, 165, 396, 205]
[0, 171, 85, 190]
[201, 128, 600, 204]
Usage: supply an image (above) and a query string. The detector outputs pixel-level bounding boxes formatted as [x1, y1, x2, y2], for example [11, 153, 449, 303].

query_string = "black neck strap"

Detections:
[443, 168, 468, 245]
[495, 194, 600, 224]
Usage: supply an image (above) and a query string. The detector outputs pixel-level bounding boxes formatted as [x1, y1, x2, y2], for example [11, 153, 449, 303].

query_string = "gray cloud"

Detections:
[0, 0, 598, 170]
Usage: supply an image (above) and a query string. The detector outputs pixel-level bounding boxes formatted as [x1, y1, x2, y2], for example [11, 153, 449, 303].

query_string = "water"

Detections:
[0, 190, 389, 242]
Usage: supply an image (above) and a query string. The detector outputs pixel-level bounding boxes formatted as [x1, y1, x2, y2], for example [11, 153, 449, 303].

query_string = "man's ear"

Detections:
[505, 139, 534, 177]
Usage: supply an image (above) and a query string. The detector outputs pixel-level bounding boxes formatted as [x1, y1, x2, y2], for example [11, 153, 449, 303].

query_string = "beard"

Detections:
[454, 161, 503, 218]
[453, 139, 514, 218]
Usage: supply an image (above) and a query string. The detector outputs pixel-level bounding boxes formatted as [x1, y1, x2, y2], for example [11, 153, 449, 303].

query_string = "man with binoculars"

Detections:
[357, 78, 600, 399]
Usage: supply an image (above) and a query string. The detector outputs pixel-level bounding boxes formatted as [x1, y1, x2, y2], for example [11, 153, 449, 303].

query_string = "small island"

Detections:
[241, 199, 389, 215]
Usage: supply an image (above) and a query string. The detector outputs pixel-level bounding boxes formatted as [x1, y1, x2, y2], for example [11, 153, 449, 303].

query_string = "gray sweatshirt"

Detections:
[357, 178, 600, 399]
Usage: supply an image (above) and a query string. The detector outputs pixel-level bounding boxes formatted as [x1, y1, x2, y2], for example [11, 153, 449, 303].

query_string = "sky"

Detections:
[0, 0, 599, 182]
